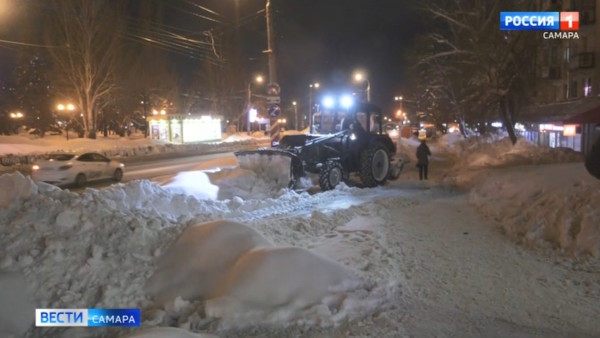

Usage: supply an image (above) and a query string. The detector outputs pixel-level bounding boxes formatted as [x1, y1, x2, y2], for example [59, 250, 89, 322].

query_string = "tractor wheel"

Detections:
[359, 142, 390, 187]
[319, 161, 344, 191]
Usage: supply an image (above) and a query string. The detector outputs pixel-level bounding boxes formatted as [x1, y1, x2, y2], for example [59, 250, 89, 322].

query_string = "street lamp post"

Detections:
[308, 82, 319, 132]
[354, 73, 371, 102]
[394, 96, 403, 120]
[9, 111, 24, 134]
[247, 75, 264, 135]
[292, 101, 298, 130]
[57, 103, 75, 140]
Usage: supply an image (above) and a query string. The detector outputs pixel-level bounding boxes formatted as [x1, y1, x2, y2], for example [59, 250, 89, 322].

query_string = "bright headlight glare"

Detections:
[340, 95, 353, 109]
[322, 96, 335, 109]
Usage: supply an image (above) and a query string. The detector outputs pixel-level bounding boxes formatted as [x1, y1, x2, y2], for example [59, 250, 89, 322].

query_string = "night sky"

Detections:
[0, 0, 427, 114]
[156, 0, 427, 113]
[276, 0, 425, 110]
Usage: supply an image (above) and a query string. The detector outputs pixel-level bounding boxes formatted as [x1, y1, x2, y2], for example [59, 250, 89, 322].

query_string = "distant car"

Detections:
[31, 152, 125, 187]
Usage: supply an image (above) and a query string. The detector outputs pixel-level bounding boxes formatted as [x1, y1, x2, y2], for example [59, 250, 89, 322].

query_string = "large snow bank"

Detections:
[146, 220, 273, 304]
[205, 246, 366, 327]
[469, 162, 600, 256]
[0, 271, 35, 337]
[0, 177, 234, 337]
[0, 170, 390, 337]
[146, 220, 372, 329]
[429, 134, 599, 256]
[439, 133, 583, 169]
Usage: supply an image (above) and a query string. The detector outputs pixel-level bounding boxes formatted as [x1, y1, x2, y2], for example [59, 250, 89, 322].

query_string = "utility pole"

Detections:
[265, 0, 276, 83]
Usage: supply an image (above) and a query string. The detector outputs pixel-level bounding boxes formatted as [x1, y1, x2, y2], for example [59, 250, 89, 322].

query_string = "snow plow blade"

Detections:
[234, 149, 305, 189]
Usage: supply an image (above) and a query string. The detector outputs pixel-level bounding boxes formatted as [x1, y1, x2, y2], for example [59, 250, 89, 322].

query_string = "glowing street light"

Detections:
[353, 72, 371, 102]
[10, 111, 24, 119]
[57, 103, 79, 140]
[292, 101, 298, 130]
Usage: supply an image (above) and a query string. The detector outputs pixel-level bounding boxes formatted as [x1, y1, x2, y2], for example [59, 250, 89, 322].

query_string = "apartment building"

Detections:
[524, 0, 600, 154]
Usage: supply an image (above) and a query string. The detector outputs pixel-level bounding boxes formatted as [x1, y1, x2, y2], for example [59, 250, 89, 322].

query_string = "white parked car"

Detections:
[31, 152, 125, 187]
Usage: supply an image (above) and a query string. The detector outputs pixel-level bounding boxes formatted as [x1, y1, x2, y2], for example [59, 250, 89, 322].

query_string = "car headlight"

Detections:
[32, 164, 40, 171]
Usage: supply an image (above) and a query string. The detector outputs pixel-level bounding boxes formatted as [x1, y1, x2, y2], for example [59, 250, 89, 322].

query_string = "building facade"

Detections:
[530, 0, 600, 154]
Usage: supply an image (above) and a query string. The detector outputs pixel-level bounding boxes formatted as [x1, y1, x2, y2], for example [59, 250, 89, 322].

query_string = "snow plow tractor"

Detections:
[235, 102, 404, 191]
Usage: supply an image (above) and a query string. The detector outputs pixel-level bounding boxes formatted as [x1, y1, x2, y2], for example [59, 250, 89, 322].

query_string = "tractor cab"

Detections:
[311, 103, 384, 136]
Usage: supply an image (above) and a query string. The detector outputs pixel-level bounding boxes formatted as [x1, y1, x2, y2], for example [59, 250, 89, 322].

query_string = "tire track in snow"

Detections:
[229, 186, 411, 223]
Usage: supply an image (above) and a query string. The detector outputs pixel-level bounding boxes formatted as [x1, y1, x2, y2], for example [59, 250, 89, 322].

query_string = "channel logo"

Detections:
[500, 12, 579, 31]
[35, 308, 141, 327]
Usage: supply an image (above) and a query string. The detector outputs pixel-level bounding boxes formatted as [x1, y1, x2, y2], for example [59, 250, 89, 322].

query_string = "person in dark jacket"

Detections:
[416, 140, 431, 180]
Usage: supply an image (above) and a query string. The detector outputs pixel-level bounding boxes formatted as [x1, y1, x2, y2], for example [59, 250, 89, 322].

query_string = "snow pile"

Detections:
[439, 133, 583, 169]
[0, 271, 35, 337]
[0, 172, 390, 337]
[145, 220, 274, 304]
[217, 152, 294, 199]
[426, 134, 600, 256]
[163, 172, 219, 201]
[147, 220, 370, 329]
[204, 246, 367, 328]
[0, 176, 233, 337]
[0, 172, 38, 209]
[469, 163, 600, 256]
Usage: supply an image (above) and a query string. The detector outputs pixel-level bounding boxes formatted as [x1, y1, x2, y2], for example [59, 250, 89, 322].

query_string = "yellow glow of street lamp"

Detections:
[10, 112, 23, 119]
[292, 101, 297, 105]
[160, 109, 166, 115]
[152, 109, 158, 115]
[354, 73, 364, 82]
[58, 103, 76, 111]
[395, 96, 403, 101]
[256, 75, 264, 84]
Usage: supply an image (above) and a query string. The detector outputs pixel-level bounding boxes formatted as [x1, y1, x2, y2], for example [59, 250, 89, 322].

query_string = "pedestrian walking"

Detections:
[416, 139, 431, 180]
